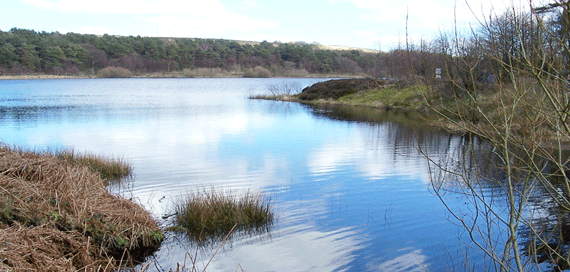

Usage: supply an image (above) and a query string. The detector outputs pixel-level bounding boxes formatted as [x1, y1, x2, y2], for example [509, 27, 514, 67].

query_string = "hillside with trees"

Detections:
[0, 28, 387, 77]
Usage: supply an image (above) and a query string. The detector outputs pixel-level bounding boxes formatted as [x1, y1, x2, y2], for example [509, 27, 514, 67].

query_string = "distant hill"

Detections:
[0, 28, 381, 76]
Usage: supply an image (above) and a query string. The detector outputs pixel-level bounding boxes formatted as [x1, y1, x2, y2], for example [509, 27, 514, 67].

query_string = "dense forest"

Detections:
[0, 28, 386, 77]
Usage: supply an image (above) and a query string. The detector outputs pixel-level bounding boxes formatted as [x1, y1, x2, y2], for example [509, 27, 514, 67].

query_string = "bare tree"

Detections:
[419, 1, 570, 271]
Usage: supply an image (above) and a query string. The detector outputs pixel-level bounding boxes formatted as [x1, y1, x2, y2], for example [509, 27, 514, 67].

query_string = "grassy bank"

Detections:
[250, 78, 490, 133]
[0, 145, 162, 271]
[251, 78, 433, 117]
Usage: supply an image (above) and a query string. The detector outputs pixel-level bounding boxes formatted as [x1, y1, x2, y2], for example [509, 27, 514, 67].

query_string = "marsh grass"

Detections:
[54, 149, 133, 184]
[0, 144, 162, 271]
[171, 189, 273, 239]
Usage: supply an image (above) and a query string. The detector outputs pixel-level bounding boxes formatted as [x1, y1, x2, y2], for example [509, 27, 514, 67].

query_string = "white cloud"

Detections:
[75, 25, 113, 35]
[205, 224, 365, 271]
[21, 0, 224, 15]
[22, 0, 279, 37]
[148, 12, 278, 34]
[339, 0, 399, 9]
[307, 126, 429, 181]
[371, 248, 430, 272]
[355, 30, 375, 36]
[241, 0, 257, 8]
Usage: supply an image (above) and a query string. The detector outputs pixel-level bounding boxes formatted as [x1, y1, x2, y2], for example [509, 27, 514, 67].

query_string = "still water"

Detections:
[0, 78, 547, 271]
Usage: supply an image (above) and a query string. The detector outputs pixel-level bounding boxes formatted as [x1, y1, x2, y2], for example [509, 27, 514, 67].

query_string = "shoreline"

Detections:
[249, 78, 467, 134]
[0, 73, 360, 80]
[0, 74, 93, 80]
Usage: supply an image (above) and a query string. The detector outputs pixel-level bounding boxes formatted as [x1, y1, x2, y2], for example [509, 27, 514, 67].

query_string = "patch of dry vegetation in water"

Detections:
[0, 145, 163, 271]
[170, 189, 274, 241]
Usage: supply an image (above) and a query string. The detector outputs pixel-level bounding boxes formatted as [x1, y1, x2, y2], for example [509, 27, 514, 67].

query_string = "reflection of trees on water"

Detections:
[429, 135, 570, 271]
[308, 103, 570, 271]
[522, 193, 570, 271]
[303, 103, 429, 127]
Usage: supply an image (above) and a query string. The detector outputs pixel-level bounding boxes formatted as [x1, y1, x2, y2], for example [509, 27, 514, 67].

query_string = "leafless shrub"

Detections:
[266, 81, 302, 96]
[418, 1, 570, 271]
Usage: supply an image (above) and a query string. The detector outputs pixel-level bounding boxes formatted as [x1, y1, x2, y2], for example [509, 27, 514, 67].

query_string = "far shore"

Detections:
[0, 74, 93, 80]
[0, 72, 360, 80]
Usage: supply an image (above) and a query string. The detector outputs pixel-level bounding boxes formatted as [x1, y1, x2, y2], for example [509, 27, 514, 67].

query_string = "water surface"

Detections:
[0, 78, 541, 271]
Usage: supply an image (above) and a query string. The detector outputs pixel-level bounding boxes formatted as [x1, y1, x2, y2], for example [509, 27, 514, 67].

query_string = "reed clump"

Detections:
[54, 149, 132, 184]
[0, 144, 163, 271]
[172, 189, 273, 237]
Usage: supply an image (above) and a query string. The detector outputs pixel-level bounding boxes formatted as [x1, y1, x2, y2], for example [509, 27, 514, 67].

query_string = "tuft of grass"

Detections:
[54, 149, 132, 184]
[172, 189, 274, 237]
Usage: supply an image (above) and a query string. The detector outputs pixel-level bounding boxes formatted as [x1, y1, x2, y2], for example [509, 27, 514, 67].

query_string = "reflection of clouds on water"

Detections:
[204, 224, 364, 272]
[28, 110, 287, 216]
[369, 248, 429, 272]
[153, 197, 362, 272]
[307, 124, 429, 182]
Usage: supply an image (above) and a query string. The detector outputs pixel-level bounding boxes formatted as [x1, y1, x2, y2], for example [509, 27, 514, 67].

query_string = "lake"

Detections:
[0, 78, 555, 271]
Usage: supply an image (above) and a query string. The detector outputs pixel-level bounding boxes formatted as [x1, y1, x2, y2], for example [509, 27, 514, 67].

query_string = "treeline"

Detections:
[0, 28, 384, 77]
[367, 3, 570, 98]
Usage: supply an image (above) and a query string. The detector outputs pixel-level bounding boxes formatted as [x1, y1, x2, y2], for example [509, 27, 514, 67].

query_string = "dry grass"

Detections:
[96, 66, 133, 78]
[54, 149, 132, 184]
[243, 66, 272, 78]
[171, 189, 273, 238]
[181, 68, 238, 78]
[0, 144, 162, 271]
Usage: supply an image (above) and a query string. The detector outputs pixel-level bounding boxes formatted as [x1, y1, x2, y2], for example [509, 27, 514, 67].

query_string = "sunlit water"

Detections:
[0, 78, 549, 271]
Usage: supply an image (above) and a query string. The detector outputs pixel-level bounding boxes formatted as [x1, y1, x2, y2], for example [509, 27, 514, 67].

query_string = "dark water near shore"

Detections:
[0, 78, 555, 271]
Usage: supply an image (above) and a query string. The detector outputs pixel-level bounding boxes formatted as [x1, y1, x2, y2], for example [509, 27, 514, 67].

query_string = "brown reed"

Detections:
[0, 144, 162, 271]
[172, 189, 274, 237]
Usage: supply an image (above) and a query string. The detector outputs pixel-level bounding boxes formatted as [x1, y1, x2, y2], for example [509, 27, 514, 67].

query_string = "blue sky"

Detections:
[4, 0, 529, 50]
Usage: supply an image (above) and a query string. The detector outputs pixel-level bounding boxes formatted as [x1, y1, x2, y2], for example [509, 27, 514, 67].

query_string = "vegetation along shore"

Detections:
[251, 2, 570, 270]
[0, 145, 275, 270]
[0, 145, 163, 271]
